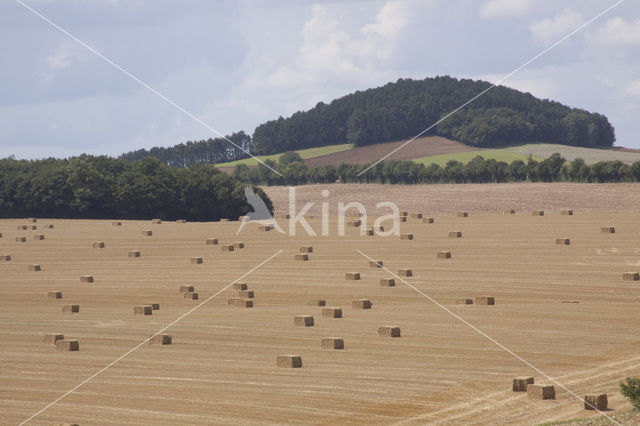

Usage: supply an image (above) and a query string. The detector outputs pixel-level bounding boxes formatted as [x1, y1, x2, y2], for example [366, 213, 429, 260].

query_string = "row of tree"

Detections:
[118, 131, 251, 167]
[233, 152, 640, 186]
[252, 76, 615, 154]
[0, 155, 271, 221]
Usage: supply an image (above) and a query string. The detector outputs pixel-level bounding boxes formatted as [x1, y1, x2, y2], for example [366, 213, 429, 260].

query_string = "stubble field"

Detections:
[1, 185, 640, 425]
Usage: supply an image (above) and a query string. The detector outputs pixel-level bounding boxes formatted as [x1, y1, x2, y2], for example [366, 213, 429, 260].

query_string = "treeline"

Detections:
[119, 131, 251, 167]
[252, 76, 615, 154]
[233, 151, 640, 185]
[0, 155, 271, 221]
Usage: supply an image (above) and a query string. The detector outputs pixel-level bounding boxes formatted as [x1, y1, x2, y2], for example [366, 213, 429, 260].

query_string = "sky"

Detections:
[1, 0, 639, 159]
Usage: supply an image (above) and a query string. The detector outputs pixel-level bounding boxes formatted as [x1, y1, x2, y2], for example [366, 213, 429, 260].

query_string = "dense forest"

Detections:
[0, 155, 271, 221]
[252, 76, 615, 154]
[233, 151, 640, 186]
[119, 131, 251, 166]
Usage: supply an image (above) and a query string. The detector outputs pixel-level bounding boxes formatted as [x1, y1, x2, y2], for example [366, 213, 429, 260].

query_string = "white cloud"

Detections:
[626, 79, 640, 97]
[590, 17, 640, 45]
[529, 9, 583, 44]
[479, 0, 533, 19]
[236, 1, 410, 115]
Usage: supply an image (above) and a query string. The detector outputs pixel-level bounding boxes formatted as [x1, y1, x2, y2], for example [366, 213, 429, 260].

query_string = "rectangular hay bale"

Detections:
[400, 233, 413, 240]
[151, 218, 162, 224]
[378, 326, 401, 337]
[527, 384, 555, 400]
[322, 307, 342, 318]
[56, 340, 79, 351]
[584, 394, 607, 410]
[62, 304, 79, 313]
[28, 264, 41, 271]
[112, 221, 122, 226]
[513, 377, 534, 392]
[232, 283, 248, 290]
[423, 217, 435, 223]
[369, 260, 383, 268]
[623, 272, 639, 281]
[532, 210, 544, 216]
[352, 299, 371, 309]
[474, 296, 495, 305]
[380, 278, 395, 287]
[449, 231, 462, 238]
[345, 272, 360, 280]
[133, 305, 153, 315]
[365, 229, 374, 236]
[184, 292, 199, 300]
[398, 269, 412, 277]
[555, 238, 571, 245]
[295, 254, 309, 261]
[457, 212, 468, 217]
[222, 244, 234, 252]
[206, 238, 219, 245]
[504, 209, 515, 214]
[561, 209, 574, 215]
[233, 242, 245, 249]
[601, 226, 615, 233]
[48, 291, 62, 299]
[348, 220, 361, 227]
[308, 299, 326, 306]
[44, 333, 64, 345]
[0, 254, 10, 261]
[300, 246, 313, 253]
[93, 242, 105, 248]
[180, 285, 194, 293]
[411, 213, 423, 219]
[455, 298, 473, 305]
[190, 257, 203, 264]
[149, 334, 172, 345]
[80, 275, 94, 283]
[321, 337, 344, 349]
[437, 251, 451, 259]
[238, 290, 254, 298]
[277, 355, 302, 368]
[128, 250, 141, 258]
[16, 236, 26, 243]
[293, 315, 314, 326]
[34, 234, 44, 240]
[149, 303, 160, 310]
[141, 230, 152, 236]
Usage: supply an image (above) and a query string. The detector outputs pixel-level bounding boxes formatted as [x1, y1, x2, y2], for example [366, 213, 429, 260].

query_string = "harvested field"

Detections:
[263, 183, 640, 216]
[1, 210, 640, 425]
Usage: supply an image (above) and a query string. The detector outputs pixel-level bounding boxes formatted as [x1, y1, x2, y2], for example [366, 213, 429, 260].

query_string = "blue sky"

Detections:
[1, 0, 639, 158]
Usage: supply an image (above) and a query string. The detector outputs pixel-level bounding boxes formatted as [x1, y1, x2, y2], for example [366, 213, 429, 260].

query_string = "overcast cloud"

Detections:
[0, 0, 638, 158]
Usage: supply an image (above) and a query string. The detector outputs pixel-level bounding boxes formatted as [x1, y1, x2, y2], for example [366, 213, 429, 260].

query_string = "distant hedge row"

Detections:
[234, 152, 640, 185]
[0, 155, 271, 220]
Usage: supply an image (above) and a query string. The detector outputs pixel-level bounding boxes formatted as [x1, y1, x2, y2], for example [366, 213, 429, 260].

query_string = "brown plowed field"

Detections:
[2, 198, 640, 424]
[216, 136, 475, 174]
[304, 136, 476, 167]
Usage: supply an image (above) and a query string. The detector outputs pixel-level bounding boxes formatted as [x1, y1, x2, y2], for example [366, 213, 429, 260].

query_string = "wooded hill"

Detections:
[252, 76, 615, 154]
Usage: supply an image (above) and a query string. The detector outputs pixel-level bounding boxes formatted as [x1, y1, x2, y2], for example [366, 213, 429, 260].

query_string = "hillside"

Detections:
[252, 76, 615, 154]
